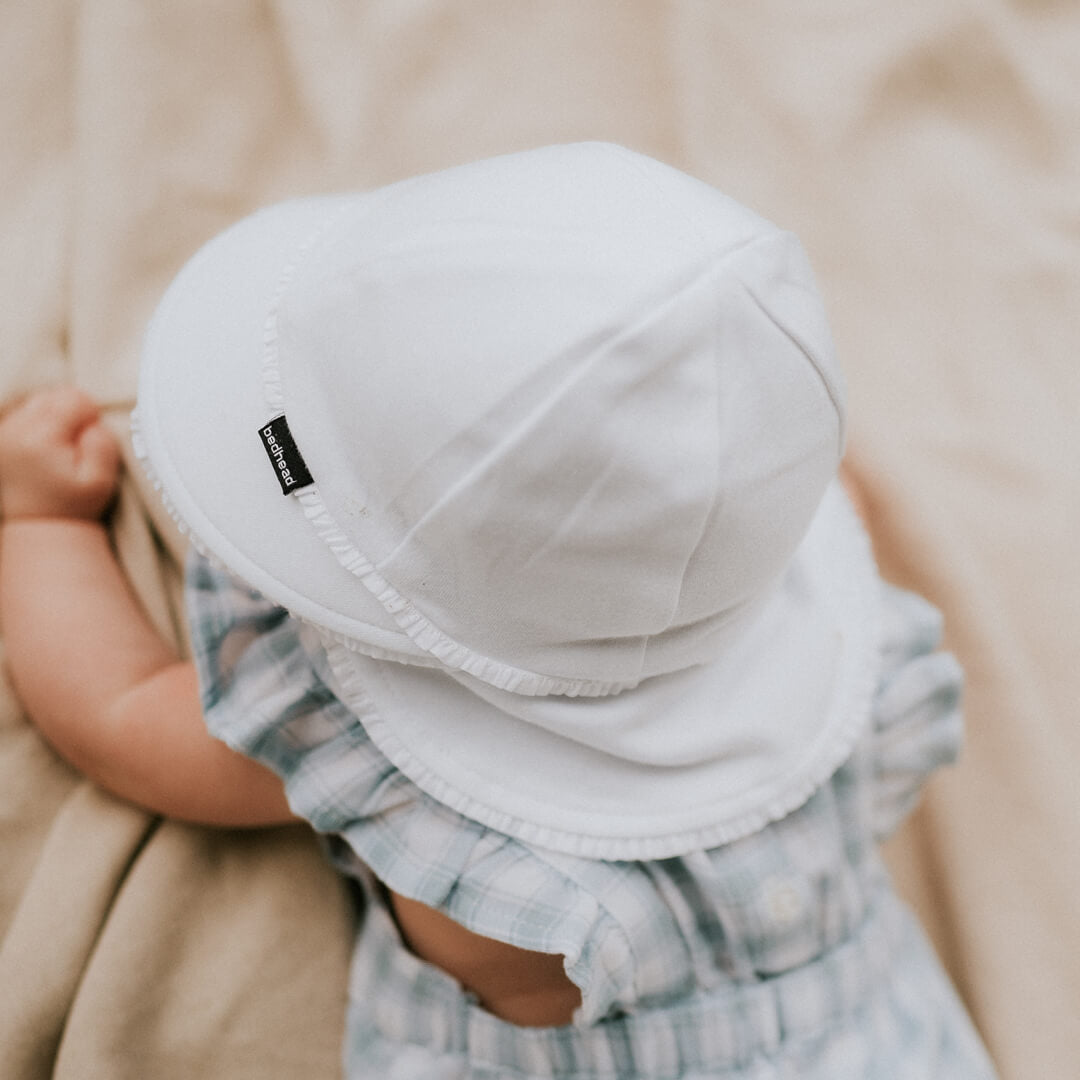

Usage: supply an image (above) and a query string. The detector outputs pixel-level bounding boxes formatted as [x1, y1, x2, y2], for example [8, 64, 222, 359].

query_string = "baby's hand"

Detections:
[0, 387, 121, 521]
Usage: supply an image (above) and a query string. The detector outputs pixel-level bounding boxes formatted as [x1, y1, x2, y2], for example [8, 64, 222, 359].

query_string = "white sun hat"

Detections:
[135, 142, 881, 859]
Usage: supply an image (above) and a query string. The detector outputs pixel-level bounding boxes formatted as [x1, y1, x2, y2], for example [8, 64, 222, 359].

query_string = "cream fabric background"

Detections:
[2, 4, 1078, 1077]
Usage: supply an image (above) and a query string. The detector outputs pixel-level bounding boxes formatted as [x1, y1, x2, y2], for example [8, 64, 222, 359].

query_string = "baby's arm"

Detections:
[0, 387, 296, 826]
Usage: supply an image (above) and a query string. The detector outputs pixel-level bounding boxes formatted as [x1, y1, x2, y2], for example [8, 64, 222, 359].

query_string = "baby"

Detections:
[0, 144, 998, 1077]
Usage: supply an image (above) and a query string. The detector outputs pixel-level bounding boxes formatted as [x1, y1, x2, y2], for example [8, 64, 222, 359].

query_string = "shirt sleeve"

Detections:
[184, 551, 640, 1021]
[185, 551, 416, 832]
[868, 583, 965, 841]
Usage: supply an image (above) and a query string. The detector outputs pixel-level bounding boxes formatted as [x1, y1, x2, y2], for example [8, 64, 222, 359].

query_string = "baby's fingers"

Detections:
[76, 420, 121, 492]
[0, 386, 100, 450]
[33, 386, 103, 444]
[0, 387, 121, 520]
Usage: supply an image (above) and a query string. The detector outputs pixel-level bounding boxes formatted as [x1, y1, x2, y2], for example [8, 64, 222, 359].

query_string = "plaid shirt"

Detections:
[187, 553, 997, 1079]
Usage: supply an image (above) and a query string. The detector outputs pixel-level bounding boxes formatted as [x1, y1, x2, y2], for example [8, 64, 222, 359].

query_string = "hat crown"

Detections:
[274, 144, 844, 689]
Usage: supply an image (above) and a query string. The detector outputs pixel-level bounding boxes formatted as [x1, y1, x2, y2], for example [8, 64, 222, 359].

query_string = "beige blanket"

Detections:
[3, 4, 1077, 1077]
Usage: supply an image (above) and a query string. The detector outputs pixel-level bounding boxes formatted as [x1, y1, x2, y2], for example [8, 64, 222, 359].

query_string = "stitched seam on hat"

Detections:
[653, 295, 724, 650]
[740, 251, 846, 457]
[354, 243, 776, 693]
[376, 247, 751, 568]
[262, 201, 357, 412]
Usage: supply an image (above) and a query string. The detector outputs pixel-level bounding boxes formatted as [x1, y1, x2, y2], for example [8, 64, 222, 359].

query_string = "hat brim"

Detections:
[318, 481, 882, 860]
[137, 195, 430, 659]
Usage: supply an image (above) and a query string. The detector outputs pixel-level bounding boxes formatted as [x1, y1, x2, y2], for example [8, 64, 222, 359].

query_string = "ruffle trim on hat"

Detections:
[131, 408, 205, 555]
[137, 352, 641, 695]
[316, 492, 883, 860]
[256, 211, 645, 699]
[289, 485, 641, 698]
[131, 407, 449, 670]
[132, 407, 286, 604]
[319, 600, 881, 861]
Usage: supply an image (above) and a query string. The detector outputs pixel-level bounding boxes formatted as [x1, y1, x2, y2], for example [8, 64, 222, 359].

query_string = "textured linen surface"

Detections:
[188, 552, 996, 1079]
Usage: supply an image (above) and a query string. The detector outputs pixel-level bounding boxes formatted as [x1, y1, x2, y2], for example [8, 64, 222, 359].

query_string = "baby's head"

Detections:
[136, 144, 877, 858]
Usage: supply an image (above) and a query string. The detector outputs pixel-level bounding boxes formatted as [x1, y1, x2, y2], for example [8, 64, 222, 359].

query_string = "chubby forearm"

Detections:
[1, 519, 175, 725]
[0, 518, 296, 825]
[102, 661, 299, 826]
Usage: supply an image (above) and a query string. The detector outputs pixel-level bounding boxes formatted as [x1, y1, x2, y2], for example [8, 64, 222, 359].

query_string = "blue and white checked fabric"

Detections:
[187, 553, 998, 1079]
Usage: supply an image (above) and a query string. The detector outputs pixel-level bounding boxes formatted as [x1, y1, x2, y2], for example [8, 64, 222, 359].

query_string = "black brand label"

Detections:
[257, 415, 315, 495]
